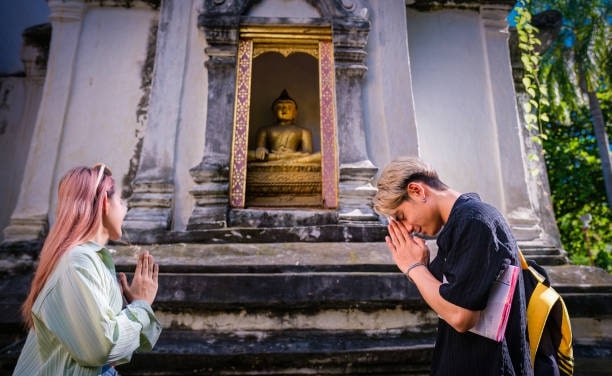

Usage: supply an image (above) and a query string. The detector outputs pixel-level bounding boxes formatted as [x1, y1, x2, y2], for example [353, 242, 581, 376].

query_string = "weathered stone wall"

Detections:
[1, 0, 557, 249]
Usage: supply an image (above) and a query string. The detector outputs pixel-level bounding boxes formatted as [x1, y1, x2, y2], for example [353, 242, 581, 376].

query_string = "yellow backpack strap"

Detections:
[520, 248, 574, 375]
[518, 248, 529, 270]
[527, 281, 560, 366]
[557, 297, 574, 376]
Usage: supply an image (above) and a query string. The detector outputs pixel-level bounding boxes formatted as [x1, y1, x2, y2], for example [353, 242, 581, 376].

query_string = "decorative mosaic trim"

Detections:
[229, 39, 253, 208]
[230, 39, 338, 209]
[319, 40, 339, 208]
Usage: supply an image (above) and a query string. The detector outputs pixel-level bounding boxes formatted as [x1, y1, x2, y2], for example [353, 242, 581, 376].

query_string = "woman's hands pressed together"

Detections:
[119, 251, 159, 306]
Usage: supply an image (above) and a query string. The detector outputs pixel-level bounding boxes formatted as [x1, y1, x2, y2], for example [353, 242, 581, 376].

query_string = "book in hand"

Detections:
[469, 264, 520, 342]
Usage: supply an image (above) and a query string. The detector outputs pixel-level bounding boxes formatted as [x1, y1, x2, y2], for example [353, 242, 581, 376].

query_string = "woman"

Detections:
[13, 164, 162, 375]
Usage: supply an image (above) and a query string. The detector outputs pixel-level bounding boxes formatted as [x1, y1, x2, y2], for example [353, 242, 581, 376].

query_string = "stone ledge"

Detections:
[123, 223, 388, 244]
[1, 242, 611, 375]
[1, 330, 436, 376]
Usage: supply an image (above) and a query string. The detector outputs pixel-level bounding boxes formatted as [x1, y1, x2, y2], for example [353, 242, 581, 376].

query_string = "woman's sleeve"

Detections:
[107, 300, 162, 363]
[36, 252, 161, 367]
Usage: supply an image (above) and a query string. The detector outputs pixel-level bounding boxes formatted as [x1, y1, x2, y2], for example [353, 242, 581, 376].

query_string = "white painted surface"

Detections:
[173, 0, 208, 231]
[406, 8, 504, 209]
[363, 0, 419, 171]
[247, 0, 320, 18]
[53, 7, 157, 224]
[0, 1, 546, 242]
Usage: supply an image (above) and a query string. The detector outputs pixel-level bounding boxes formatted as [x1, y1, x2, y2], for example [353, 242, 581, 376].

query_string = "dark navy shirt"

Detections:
[428, 193, 532, 375]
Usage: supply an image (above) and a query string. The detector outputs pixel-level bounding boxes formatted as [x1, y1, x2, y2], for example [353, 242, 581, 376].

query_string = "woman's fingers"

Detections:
[126, 251, 159, 306]
[148, 254, 155, 274]
[152, 263, 159, 282]
[118, 272, 127, 291]
[141, 252, 149, 276]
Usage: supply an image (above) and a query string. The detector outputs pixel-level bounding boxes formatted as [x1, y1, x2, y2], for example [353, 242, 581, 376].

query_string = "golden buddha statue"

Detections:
[248, 89, 321, 164]
[245, 89, 322, 206]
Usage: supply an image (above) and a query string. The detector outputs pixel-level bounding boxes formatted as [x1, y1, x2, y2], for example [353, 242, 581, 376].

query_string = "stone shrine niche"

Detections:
[188, 0, 375, 230]
[230, 26, 337, 209]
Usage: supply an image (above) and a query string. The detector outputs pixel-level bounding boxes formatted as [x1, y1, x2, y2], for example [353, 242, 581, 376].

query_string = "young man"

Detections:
[373, 157, 532, 375]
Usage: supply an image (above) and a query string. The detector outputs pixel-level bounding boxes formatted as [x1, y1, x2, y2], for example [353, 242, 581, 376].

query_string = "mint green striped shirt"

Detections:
[13, 241, 162, 376]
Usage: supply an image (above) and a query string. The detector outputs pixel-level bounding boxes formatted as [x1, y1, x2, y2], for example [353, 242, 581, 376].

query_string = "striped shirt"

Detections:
[13, 241, 162, 375]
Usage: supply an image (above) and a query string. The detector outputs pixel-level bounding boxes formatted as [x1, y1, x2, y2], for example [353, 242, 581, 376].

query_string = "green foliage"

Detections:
[555, 204, 612, 272]
[527, 0, 612, 121]
[542, 106, 607, 214]
[515, 0, 612, 272]
[515, 0, 546, 138]
[541, 102, 612, 272]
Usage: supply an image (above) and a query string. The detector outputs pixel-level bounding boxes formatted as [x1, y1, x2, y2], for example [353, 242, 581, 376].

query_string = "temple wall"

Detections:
[171, 1, 208, 231]
[363, 0, 420, 173]
[46, 2, 207, 232]
[0, 77, 33, 243]
[405, 7, 505, 209]
[365, 2, 546, 245]
[51, 6, 158, 221]
[0, 1, 49, 243]
[0, 0, 554, 246]
[364, 4, 504, 184]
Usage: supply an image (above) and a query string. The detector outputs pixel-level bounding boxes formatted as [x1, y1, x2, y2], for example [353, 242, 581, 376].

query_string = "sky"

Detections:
[0, 0, 50, 75]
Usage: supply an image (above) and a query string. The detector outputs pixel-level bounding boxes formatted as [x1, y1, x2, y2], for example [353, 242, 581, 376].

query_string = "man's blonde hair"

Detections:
[373, 157, 447, 217]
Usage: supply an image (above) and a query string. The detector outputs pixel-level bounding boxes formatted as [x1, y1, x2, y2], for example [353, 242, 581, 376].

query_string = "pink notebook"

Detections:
[469, 264, 520, 342]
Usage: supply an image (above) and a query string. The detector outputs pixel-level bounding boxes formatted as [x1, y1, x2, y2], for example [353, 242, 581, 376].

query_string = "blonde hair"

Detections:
[373, 157, 447, 217]
[21, 165, 115, 328]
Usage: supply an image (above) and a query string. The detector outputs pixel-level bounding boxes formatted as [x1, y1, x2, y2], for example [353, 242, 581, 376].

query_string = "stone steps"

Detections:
[519, 245, 571, 266]
[114, 330, 434, 375]
[110, 243, 438, 374]
[1, 242, 611, 375]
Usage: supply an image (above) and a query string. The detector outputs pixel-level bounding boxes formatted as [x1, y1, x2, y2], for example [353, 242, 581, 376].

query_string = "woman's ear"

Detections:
[102, 194, 110, 216]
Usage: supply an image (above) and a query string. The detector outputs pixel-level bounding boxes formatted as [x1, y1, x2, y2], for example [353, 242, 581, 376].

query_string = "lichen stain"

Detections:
[123, 18, 159, 198]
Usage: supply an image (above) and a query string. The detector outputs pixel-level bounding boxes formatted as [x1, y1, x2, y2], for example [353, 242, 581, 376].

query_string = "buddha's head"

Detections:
[272, 89, 298, 123]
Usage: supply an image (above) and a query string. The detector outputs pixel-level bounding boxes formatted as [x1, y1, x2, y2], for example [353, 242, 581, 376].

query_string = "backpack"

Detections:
[519, 249, 574, 376]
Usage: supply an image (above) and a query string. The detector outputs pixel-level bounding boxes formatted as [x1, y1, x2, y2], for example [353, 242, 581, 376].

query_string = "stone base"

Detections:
[246, 194, 323, 207]
[1, 243, 610, 375]
[246, 163, 322, 207]
[229, 208, 338, 228]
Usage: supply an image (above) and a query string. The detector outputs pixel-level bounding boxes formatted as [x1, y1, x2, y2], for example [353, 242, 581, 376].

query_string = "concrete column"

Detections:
[2, 0, 86, 245]
[480, 5, 551, 246]
[123, 0, 192, 238]
[364, 0, 419, 167]
[186, 12, 238, 230]
[508, 23, 562, 249]
[333, 17, 378, 222]
[0, 24, 49, 244]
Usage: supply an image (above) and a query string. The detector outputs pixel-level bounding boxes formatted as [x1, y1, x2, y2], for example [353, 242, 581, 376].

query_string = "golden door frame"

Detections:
[229, 25, 339, 209]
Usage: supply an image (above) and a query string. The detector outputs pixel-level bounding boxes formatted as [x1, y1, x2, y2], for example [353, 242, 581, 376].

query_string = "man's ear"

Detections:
[407, 182, 425, 199]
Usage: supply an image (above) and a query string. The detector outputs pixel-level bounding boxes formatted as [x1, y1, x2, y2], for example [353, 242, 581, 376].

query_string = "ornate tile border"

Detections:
[319, 40, 338, 208]
[229, 39, 253, 208]
[229, 38, 338, 209]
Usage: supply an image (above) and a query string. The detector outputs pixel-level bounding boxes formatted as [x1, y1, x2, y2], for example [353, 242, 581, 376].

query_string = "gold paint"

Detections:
[246, 163, 323, 207]
[230, 25, 337, 208]
[242, 25, 330, 59]
[253, 45, 318, 59]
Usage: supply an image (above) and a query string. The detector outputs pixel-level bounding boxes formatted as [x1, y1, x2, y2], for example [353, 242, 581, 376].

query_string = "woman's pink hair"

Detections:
[21, 165, 115, 328]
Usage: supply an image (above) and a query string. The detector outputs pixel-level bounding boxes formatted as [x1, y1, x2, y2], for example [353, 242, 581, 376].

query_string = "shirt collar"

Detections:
[84, 240, 116, 272]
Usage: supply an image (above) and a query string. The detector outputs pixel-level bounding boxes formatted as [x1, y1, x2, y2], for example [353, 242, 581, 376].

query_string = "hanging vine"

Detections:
[514, 0, 550, 145]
